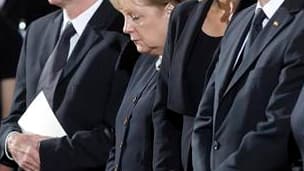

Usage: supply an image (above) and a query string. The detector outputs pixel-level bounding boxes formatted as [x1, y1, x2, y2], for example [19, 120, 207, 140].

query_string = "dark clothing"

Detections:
[1, 0, 58, 30]
[291, 85, 304, 170]
[162, 0, 214, 115]
[192, 1, 304, 170]
[185, 30, 221, 115]
[106, 55, 158, 171]
[0, 1, 134, 170]
[0, 14, 22, 119]
[153, 0, 221, 170]
[0, 15, 22, 79]
[182, 30, 221, 171]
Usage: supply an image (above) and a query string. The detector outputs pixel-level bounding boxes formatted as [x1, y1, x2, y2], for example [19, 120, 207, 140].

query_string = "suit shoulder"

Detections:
[27, 10, 62, 32]
[29, 10, 61, 26]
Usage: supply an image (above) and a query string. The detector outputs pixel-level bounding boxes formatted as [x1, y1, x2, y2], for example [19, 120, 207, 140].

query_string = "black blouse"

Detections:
[184, 31, 221, 114]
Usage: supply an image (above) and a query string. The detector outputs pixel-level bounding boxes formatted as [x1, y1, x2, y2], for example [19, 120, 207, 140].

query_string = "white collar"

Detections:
[256, 0, 285, 19]
[62, 0, 103, 37]
[155, 55, 162, 71]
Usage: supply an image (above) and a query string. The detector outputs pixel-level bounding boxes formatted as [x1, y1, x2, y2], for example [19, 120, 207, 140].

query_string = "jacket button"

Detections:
[119, 141, 123, 148]
[213, 141, 220, 151]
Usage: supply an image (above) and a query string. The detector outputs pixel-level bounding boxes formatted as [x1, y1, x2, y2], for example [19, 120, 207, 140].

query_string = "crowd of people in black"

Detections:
[0, 0, 303, 171]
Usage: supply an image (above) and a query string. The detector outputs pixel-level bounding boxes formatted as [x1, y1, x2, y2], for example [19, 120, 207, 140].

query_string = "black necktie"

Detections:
[244, 8, 267, 55]
[223, 9, 266, 92]
[52, 22, 76, 72]
[37, 22, 76, 107]
[232, 8, 267, 71]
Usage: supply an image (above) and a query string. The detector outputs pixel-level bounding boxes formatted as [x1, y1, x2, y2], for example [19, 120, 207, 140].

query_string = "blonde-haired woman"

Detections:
[105, 0, 182, 170]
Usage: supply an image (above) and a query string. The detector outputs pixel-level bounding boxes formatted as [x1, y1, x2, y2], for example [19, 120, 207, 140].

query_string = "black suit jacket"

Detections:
[154, 1, 215, 170]
[162, 0, 213, 115]
[106, 55, 158, 171]
[192, 1, 304, 171]
[0, 1, 134, 170]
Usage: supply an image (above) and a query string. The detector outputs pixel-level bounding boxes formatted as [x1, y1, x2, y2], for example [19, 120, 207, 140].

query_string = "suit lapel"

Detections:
[172, 0, 212, 69]
[58, 0, 119, 83]
[39, 12, 62, 69]
[215, 7, 254, 103]
[59, 26, 101, 81]
[223, 6, 294, 97]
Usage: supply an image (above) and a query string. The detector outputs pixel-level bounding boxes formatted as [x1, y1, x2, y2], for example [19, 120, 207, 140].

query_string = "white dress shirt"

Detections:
[62, 0, 104, 58]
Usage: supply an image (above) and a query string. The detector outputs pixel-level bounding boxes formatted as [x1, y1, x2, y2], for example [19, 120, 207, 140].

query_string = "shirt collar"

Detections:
[256, 0, 285, 19]
[155, 55, 162, 71]
[62, 0, 103, 36]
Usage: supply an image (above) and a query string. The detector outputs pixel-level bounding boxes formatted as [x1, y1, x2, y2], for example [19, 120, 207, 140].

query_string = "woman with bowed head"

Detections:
[105, 0, 182, 170]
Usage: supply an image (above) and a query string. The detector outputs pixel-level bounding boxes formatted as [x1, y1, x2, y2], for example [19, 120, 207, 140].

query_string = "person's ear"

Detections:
[165, 2, 175, 18]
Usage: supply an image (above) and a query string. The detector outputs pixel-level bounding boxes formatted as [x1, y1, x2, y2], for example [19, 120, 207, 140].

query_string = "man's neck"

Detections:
[258, 0, 270, 7]
[64, 0, 97, 19]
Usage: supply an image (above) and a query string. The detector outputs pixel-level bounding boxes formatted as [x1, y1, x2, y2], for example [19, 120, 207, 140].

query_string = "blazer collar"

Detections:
[39, 11, 62, 69]
[215, 5, 254, 100]
[58, 0, 121, 83]
[221, 3, 294, 97]
[172, 0, 213, 68]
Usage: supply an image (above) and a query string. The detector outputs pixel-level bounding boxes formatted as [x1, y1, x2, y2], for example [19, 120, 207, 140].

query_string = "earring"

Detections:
[166, 3, 174, 16]
[227, 1, 235, 22]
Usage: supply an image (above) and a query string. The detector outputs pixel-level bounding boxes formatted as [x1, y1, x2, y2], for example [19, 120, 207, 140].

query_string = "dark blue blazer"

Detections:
[106, 55, 158, 171]
[0, 1, 134, 170]
[192, 0, 304, 170]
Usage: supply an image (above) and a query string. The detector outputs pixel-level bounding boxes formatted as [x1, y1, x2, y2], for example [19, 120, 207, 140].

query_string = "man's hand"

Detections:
[7, 132, 49, 171]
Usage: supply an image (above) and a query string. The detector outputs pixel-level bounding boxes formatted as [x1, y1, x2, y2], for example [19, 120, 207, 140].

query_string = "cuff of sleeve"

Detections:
[5, 131, 19, 160]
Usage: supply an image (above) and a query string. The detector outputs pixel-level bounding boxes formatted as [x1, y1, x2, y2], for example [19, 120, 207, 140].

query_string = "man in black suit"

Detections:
[192, 0, 304, 170]
[0, 0, 133, 170]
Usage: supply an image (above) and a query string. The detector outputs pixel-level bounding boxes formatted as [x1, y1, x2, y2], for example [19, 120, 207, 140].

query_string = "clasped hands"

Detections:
[7, 132, 49, 171]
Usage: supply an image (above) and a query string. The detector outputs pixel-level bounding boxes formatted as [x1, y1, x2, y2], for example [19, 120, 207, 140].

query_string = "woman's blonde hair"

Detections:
[110, 0, 180, 10]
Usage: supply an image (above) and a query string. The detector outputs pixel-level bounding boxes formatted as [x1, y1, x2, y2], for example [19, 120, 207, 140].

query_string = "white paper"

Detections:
[18, 91, 67, 137]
